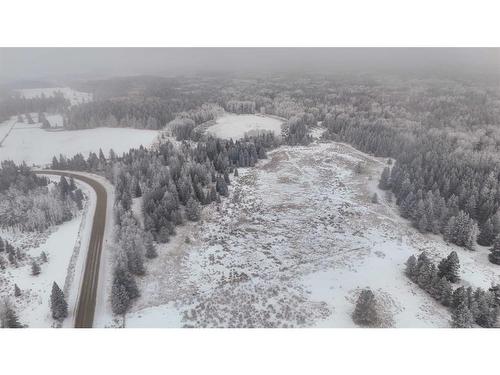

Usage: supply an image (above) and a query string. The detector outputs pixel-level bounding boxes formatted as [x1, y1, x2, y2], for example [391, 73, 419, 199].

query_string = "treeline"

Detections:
[322, 81, 500, 250]
[0, 161, 83, 231]
[0, 236, 23, 270]
[0, 93, 69, 120]
[282, 113, 315, 145]
[168, 103, 224, 140]
[225, 100, 256, 114]
[405, 252, 499, 327]
[64, 97, 188, 130]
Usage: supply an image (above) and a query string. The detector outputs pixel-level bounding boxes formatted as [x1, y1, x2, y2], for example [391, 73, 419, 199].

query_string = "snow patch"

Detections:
[206, 114, 283, 140]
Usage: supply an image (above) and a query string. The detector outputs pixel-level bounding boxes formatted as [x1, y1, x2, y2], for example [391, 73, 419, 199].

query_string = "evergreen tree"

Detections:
[0, 300, 23, 328]
[58, 176, 70, 198]
[111, 264, 139, 315]
[405, 255, 417, 280]
[489, 235, 500, 265]
[186, 197, 201, 221]
[111, 282, 130, 315]
[378, 167, 391, 190]
[73, 189, 84, 210]
[145, 234, 157, 259]
[451, 301, 474, 328]
[50, 282, 68, 321]
[437, 277, 453, 306]
[352, 289, 380, 327]
[478, 218, 496, 246]
[437, 251, 460, 283]
[14, 284, 21, 297]
[216, 176, 229, 197]
[40, 251, 48, 263]
[31, 261, 41, 276]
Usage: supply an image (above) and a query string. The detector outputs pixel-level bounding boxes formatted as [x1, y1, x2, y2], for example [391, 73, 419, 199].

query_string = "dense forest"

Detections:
[319, 79, 500, 252]
[0, 92, 69, 121]
[0, 161, 83, 231]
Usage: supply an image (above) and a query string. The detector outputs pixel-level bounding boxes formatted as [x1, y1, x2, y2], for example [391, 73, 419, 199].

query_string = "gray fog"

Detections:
[1, 48, 499, 84]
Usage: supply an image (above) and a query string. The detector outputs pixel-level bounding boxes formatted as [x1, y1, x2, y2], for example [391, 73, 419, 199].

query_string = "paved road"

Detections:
[35, 170, 107, 328]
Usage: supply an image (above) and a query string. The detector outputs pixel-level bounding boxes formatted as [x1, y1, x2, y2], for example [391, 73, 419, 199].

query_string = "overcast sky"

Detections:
[1, 48, 499, 84]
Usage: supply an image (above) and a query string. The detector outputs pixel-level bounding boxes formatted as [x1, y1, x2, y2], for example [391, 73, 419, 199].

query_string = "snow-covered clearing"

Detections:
[114, 139, 500, 328]
[0, 179, 94, 327]
[16, 87, 92, 106]
[0, 117, 159, 166]
[206, 114, 283, 140]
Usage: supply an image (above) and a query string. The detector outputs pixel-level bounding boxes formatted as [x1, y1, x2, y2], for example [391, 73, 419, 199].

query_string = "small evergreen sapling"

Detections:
[145, 234, 157, 259]
[31, 261, 41, 276]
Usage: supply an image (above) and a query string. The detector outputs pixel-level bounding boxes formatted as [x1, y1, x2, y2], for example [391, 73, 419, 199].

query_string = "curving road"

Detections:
[35, 170, 107, 328]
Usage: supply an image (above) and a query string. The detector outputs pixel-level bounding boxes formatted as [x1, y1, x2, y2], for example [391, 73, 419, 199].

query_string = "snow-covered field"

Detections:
[112, 139, 500, 328]
[0, 180, 94, 327]
[16, 87, 92, 106]
[206, 114, 283, 140]
[0, 117, 159, 166]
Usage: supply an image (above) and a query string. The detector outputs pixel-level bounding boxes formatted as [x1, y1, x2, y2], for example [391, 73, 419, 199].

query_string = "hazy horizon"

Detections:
[1, 48, 499, 85]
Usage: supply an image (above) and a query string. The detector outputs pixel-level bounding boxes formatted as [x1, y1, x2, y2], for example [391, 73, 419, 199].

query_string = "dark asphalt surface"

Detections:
[35, 170, 107, 328]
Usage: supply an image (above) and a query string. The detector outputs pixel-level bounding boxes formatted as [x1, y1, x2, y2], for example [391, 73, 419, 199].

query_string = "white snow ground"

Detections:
[206, 114, 283, 140]
[113, 138, 500, 328]
[0, 117, 159, 166]
[16, 87, 92, 106]
[0, 179, 94, 327]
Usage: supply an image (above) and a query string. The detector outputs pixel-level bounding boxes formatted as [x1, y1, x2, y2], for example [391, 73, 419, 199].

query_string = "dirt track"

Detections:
[35, 170, 107, 328]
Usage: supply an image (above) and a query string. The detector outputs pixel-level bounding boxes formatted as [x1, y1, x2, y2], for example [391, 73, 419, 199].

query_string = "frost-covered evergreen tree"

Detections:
[378, 167, 391, 190]
[437, 251, 460, 283]
[31, 261, 41, 276]
[405, 254, 417, 280]
[444, 211, 477, 250]
[145, 234, 157, 259]
[111, 262, 139, 315]
[352, 289, 379, 327]
[478, 217, 497, 246]
[216, 175, 229, 197]
[489, 235, 500, 265]
[0, 300, 23, 328]
[14, 284, 21, 297]
[451, 301, 474, 328]
[186, 197, 201, 221]
[50, 282, 68, 321]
